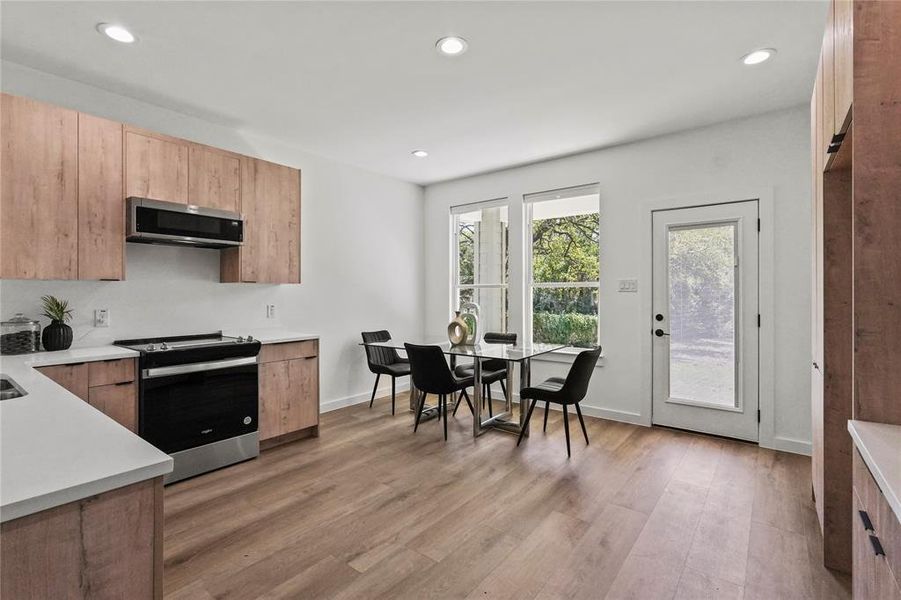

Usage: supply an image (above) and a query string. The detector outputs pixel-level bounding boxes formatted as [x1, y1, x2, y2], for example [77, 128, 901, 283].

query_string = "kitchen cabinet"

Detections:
[78, 113, 125, 280]
[188, 144, 241, 213]
[38, 358, 137, 432]
[221, 157, 300, 284]
[0, 93, 78, 280]
[853, 450, 901, 599]
[125, 127, 189, 203]
[833, 0, 853, 132]
[822, 2, 836, 151]
[258, 341, 319, 445]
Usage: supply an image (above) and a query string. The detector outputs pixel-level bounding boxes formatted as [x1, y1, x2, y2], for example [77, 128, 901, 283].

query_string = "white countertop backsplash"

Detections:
[848, 420, 901, 523]
[0, 330, 318, 522]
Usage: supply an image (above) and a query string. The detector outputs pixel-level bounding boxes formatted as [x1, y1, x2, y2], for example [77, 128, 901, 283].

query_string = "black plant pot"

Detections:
[42, 320, 73, 351]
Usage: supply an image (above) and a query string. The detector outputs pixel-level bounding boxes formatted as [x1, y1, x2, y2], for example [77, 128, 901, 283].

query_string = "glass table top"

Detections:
[361, 339, 569, 362]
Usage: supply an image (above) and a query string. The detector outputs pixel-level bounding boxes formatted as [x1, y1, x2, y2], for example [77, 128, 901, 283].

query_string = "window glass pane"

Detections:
[456, 206, 508, 286]
[668, 223, 736, 407]
[532, 287, 597, 347]
[531, 195, 599, 284]
[456, 287, 508, 334]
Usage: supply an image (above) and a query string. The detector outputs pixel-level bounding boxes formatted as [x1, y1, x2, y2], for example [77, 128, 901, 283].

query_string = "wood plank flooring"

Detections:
[163, 396, 851, 599]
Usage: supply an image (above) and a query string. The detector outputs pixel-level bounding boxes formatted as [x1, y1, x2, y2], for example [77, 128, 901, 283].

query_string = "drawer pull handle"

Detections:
[114, 380, 134, 386]
[859, 510, 874, 532]
[869, 535, 885, 557]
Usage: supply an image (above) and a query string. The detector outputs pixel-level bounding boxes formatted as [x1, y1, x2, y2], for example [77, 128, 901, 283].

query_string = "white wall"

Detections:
[424, 106, 812, 454]
[0, 61, 425, 410]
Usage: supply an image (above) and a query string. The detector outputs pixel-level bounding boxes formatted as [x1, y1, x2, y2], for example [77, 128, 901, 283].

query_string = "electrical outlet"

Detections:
[617, 279, 638, 293]
[266, 304, 276, 319]
[94, 308, 110, 327]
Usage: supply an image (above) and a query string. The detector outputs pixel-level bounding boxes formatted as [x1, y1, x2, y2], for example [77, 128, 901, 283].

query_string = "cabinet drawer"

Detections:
[854, 448, 901, 588]
[259, 340, 318, 364]
[37, 363, 89, 401]
[88, 382, 137, 432]
[88, 358, 135, 387]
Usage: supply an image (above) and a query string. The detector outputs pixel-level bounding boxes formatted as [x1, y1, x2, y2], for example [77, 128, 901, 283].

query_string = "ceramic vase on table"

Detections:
[447, 311, 469, 346]
[459, 302, 480, 345]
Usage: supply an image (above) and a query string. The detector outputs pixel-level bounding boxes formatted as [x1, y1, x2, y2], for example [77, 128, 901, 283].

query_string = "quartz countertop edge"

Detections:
[848, 419, 901, 523]
[0, 346, 173, 523]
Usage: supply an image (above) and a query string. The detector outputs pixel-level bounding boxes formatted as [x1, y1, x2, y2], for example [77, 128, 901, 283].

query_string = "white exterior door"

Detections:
[651, 201, 759, 441]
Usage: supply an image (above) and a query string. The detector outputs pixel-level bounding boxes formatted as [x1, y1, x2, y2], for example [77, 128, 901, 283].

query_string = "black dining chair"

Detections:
[404, 343, 474, 441]
[361, 330, 411, 415]
[516, 346, 602, 457]
[452, 332, 516, 417]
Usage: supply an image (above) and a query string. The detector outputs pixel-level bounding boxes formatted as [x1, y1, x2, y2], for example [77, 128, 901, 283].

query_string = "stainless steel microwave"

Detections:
[126, 197, 243, 249]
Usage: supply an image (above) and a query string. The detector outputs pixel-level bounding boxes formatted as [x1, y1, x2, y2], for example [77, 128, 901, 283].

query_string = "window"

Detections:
[451, 200, 509, 333]
[525, 184, 600, 347]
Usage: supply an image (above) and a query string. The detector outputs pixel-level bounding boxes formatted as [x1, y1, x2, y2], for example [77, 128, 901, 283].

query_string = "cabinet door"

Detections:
[188, 145, 240, 212]
[37, 363, 89, 401]
[124, 128, 188, 202]
[226, 157, 300, 284]
[258, 356, 318, 440]
[78, 114, 124, 280]
[88, 382, 137, 432]
[822, 3, 836, 145]
[1, 93, 78, 280]
[833, 0, 853, 132]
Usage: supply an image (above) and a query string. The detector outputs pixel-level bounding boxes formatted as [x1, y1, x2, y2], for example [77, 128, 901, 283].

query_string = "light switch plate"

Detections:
[266, 304, 276, 319]
[617, 279, 638, 293]
[94, 308, 110, 327]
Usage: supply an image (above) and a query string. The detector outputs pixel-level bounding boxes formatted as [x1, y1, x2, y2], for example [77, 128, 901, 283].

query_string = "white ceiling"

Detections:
[1, 1, 827, 185]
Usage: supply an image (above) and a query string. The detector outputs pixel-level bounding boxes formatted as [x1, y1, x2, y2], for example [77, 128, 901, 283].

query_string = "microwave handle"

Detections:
[143, 356, 257, 379]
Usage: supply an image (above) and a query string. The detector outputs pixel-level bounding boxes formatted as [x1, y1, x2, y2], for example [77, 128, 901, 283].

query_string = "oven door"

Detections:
[140, 357, 258, 454]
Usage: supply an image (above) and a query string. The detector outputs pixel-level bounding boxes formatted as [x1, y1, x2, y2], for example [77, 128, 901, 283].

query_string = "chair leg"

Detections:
[487, 384, 493, 417]
[461, 389, 475, 415]
[369, 373, 381, 408]
[575, 403, 589, 445]
[543, 400, 549, 432]
[516, 399, 538, 447]
[413, 391, 427, 433]
[500, 379, 507, 400]
[442, 395, 448, 441]
[562, 404, 571, 458]
[391, 377, 396, 416]
[452, 391, 462, 417]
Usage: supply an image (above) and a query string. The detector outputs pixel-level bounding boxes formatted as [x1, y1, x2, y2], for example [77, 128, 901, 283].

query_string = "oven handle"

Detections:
[142, 356, 258, 379]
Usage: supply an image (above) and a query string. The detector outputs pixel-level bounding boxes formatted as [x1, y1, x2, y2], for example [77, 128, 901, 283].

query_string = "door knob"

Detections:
[654, 329, 670, 337]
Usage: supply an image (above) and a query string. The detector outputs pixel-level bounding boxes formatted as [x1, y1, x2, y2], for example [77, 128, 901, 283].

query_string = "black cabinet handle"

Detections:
[869, 535, 885, 557]
[859, 510, 874, 532]
[114, 380, 134, 386]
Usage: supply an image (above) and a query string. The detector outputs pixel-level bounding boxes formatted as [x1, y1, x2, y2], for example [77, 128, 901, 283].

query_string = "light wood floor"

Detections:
[163, 396, 851, 600]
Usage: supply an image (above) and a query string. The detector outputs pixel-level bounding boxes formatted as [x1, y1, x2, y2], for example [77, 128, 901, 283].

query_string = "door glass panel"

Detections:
[667, 223, 737, 408]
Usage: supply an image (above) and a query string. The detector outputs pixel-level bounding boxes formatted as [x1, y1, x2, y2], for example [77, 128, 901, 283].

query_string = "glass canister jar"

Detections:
[1, 313, 41, 355]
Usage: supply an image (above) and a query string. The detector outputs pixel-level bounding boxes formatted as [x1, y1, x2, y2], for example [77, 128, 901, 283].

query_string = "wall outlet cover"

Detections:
[617, 279, 638, 293]
[94, 308, 110, 327]
[266, 304, 276, 319]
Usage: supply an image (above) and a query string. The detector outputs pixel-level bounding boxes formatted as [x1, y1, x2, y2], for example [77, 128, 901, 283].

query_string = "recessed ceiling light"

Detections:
[411, 149, 429, 158]
[436, 36, 468, 56]
[742, 48, 775, 65]
[97, 23, 136, 44]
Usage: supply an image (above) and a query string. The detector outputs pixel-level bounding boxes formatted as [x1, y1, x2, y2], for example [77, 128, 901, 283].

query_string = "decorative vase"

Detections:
[41, 320, 73, 351]
[459, 302, 480, 345]
[447, 311, 469, 346]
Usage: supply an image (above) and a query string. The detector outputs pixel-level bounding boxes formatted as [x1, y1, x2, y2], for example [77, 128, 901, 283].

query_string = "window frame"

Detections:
[524, 183, 601, 348]
[449, 198, 510, 333]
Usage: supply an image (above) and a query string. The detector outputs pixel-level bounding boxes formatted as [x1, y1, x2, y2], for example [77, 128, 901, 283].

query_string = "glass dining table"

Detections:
[361, 339, 567, 437]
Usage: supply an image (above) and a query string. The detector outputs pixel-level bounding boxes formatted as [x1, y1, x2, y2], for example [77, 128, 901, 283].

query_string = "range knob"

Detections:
[160, 342, 170, 351]
[235, 336, 245, 343]
[146, 343, 156, 352]
[246, 335, 254, 342]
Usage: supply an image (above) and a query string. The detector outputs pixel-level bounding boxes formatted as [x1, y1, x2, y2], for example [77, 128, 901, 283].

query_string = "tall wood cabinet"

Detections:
[1, 92, 301, 284]
[811, 0, 901, 581]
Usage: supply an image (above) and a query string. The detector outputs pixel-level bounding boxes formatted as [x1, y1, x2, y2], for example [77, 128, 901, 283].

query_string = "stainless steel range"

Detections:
[115, 332, 261, 484]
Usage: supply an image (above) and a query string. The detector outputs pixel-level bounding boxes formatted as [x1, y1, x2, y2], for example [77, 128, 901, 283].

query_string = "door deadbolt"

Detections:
[655, 314, 664, 321]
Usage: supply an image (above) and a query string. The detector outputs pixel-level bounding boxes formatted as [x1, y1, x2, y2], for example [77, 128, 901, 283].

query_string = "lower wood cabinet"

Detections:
[1, 477, 163, 600]
[853, 449, 901, 599]
[258, 341, 319, 445]
[38, 358, 138, 432]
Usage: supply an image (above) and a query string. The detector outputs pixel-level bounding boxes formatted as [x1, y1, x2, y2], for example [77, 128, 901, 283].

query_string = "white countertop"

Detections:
[0, 347, 173, 522]
[223, 328, 319, 345]
[848, 420, 901, 523]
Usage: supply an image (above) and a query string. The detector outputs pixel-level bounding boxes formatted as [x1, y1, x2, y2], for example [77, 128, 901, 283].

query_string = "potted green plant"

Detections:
[40, 295, 74, 351]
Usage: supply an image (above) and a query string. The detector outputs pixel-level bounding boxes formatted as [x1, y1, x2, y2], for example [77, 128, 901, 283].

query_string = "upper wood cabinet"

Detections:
[188, 145, 241, 213]
[78, 114, 124, 280]
[833, 0, 853, 133]
[221, 157, 300, 284]
[1, 94, 78, 280]
[822, 3, 836, 148]
[124, 127, 189, 203]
